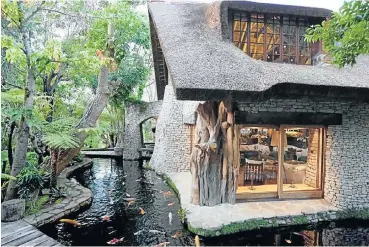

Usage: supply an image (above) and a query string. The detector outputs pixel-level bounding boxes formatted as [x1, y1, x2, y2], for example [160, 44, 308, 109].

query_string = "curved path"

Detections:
[1, 159, 94, 247]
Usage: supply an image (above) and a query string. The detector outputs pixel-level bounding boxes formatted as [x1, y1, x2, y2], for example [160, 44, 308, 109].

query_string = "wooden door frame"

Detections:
[236, 124, 326, 201]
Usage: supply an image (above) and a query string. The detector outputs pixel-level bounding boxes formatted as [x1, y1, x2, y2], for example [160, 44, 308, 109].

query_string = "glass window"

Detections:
[238, 127, 279, 194]
[232, 12, 321, 65]
[282, 128, 323, 191]
[237, 125, 324, 200]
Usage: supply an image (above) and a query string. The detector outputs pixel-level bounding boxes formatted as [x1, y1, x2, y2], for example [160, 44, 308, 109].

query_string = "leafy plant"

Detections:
[305, 0, 369, 67]
[16, 163, 44, 199]
[177, 208, 188, 224]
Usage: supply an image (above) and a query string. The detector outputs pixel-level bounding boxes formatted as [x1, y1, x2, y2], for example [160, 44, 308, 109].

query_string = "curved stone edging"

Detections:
[23, 159, 94, 227]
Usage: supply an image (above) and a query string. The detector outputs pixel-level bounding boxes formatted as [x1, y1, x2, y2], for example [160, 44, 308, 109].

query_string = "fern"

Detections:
[41, 117, 81, 149]
[43, 133, 80, 149]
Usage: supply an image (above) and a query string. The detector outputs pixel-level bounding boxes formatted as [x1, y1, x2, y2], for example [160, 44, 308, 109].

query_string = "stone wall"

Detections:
[150, 84, 198, 173]
[123, 101, 162, 160]
[305, 129, 319, 187]
[237, 99, 369, 210]
[322, 225, 369, 246]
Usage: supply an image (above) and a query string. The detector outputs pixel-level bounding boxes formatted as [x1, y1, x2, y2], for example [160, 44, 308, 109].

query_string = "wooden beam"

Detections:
[277, 127, 285, 198]
[235, 111, 342, 125]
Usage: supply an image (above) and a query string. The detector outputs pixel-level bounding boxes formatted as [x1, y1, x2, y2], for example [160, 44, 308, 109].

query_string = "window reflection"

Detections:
[232, 12, 320, 65]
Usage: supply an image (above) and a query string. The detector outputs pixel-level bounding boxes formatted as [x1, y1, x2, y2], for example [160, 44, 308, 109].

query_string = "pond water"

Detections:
[40, 158, 369, 246]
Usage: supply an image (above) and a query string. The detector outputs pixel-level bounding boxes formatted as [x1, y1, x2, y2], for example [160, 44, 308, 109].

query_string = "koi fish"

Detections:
[168, 212, 172, 225]
[167, 202, 175, 206]
[154, 241, 170, 247]
[149, 230, 166, 234]
[122, 182, 125, 185]
[139, 207, 145, 215]
[125, 193, 131, 197]
[59, 219, 81, 226]
[285, 239, 292, 244]
[102, 215, 110, 221]
[171, 232, 181, 238]
[106, 237, 124, 245]
[134, 230, 144, 236]
[135, 179, 141, 182]
[163, 191, 173, 198]
[123, 175, 127, 178]
[126, 200, 135, 209]
[194, 235, 200, 247]
[123, 198, 136, 201]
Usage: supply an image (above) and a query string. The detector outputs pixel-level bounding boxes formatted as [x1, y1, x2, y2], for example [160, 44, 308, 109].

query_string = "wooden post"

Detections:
[277, 127, 285, 198]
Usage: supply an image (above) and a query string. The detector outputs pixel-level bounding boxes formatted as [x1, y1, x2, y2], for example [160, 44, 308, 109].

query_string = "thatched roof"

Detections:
[148, 1, 369, 102]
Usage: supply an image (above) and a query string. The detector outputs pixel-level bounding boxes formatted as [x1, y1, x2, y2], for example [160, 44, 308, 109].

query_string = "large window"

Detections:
[232, 12, 322, 65]
[237, 125, 325, 200]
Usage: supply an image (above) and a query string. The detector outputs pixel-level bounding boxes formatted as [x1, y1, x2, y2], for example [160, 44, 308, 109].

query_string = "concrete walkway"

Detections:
[167, 172, 339, 236]
[81, 150, 122, 158]
[1, 220, 62, 246]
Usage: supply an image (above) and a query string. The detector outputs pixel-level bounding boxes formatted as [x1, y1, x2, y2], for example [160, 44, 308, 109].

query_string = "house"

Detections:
[123, 0, 369, 236]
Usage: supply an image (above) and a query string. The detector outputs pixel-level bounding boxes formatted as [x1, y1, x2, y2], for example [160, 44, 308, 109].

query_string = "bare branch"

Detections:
[1, 81, 24, 89]
[40, 8, 113, 20]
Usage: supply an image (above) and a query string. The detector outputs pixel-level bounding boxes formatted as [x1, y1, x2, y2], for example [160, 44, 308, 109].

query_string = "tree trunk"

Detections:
[7, 121, 16, 170]
[190, 101, 240, 206]
[5, 26, 36, 201]
[47, 21, 120, 183]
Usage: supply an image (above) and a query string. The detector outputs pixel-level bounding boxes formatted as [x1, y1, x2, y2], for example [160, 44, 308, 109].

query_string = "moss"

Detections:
[291, 215, 309, 225]
[55, 198, 64, 204]
[188, 219, 270, 237]
[25, 195, 49, 216]
[163, 175, 180, 200]
[270, 218, 278, 227]
[143, 162, 153, 170]
[337, 208, 369, 220]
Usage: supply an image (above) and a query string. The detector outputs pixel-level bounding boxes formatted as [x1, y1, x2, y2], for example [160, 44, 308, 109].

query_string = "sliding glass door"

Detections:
[237, 125, 325, 200]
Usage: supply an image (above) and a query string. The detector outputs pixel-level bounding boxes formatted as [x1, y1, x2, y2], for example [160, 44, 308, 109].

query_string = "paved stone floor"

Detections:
[167, 172, 339, 231]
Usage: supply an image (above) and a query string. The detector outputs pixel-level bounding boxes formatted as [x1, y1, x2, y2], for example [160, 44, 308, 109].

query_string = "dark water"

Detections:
[40, 158, 369, 246]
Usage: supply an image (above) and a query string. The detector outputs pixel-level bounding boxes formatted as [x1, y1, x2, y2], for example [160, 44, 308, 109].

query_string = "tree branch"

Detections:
[23, 1, 46, 24]
[40, 8, 114, 20]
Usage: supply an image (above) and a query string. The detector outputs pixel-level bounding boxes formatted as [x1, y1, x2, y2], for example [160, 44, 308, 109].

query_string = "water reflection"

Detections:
[40, 158, 369, 246]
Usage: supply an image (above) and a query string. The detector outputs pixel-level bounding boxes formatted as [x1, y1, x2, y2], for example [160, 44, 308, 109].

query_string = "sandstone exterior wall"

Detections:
[123, 101, 162, 160]
[150, 85, 198, 173]
[238, 99, 369, 210]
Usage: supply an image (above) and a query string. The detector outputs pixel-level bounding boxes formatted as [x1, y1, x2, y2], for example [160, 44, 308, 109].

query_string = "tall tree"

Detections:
[3, 1, 44, 200]
[305, 0, 369, 67]
[1, 0, 150, 199]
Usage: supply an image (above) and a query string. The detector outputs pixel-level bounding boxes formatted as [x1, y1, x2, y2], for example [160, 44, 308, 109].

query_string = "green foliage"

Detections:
[1, 151, 8, 163]
[17, 163, 44, 199]
[26, 152, 38, 166]
[72, 153, 84, 162]
[1, 173, 16, 189]
[305, 0, 369, 67]
[41, 118, 81, 149]
[25, 195, 49, 216]
[177, 208, 188, 223]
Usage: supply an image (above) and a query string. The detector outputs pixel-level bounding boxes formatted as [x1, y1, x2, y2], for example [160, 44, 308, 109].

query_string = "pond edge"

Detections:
[23, 159, 94, 227]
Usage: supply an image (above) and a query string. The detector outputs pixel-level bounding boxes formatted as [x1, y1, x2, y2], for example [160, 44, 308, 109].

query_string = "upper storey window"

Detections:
[232, 12, 321, 65]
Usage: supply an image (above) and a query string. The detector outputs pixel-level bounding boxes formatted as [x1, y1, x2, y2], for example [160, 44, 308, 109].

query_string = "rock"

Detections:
[1, 199, 26, 222]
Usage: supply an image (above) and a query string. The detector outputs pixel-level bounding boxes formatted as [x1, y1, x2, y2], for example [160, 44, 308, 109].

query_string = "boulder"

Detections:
[1, 199, 25, 222]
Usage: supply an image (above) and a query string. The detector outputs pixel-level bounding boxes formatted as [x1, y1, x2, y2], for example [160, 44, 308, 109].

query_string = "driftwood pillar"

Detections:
[190, 101, 240, 206]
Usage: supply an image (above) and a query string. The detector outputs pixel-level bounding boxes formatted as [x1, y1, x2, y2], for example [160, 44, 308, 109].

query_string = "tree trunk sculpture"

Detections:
[190, 101, 240, 206]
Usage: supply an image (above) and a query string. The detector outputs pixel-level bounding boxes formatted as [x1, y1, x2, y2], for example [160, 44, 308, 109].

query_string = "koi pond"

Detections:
[40, 158, 369, 246]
